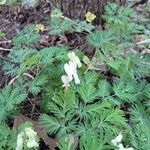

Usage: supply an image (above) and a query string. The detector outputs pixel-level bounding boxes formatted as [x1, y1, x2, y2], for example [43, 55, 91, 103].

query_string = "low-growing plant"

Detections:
[0, 2, 150, 150]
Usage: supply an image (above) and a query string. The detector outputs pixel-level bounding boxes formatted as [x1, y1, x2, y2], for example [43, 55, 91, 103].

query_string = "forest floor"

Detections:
[0, 0, 150, 149]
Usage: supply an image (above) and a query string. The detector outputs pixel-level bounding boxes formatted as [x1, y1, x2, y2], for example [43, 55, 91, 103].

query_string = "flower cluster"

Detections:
[0, 0, 6, 5]
[111, 133, 133, 150]
[35, 23, 45, 32]
[85, 12, 96, 23]
[61, 52, 82, 88]
[16, 127, 39, 150]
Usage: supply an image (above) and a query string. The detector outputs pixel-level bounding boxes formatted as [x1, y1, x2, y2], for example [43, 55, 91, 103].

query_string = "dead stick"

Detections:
[0, 40, 11, 44]
[0, 47, 12, 51]
[9, 73, 34, 85]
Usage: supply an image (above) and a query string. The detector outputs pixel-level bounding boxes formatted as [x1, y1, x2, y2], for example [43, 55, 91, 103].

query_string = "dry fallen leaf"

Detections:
[40, 35, 50, 46]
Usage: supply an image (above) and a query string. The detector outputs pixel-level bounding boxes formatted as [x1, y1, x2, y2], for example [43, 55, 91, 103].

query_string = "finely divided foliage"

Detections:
[0, 2, 150, 150]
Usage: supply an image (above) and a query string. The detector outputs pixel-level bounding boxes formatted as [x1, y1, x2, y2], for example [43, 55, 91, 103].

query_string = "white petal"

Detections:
[111, 139, 117, 146]
[116, 133, 123, 142]
[74, 57, 82, 68]
[16, 133, 24, 150]
[118, 143, 125, 150]
[61, 75, 72, 87]
[68, 52, 76, 60]
[27, 139, 38, 148]
[73, 72, 80, 84]
[64, 61, 77, 79]
[111, 133, 123, 146]
[64, 63, 73, 77]
[68, 61, 77, 71]
[25, 127, 37, 139]
[124, 147, 134, 150]
[68, 52, 82, 68]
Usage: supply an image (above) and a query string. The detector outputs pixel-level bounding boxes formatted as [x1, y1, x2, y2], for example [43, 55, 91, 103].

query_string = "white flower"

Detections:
[118, 143, 125, 150]
[61, 52, 81, 87]
[24, 127, 37, 139]
[64, 61, 76, 81]
[61, 75, 72, 87]
[64, 61, 80, 85]
[118, 144, 134, 150]
[111, 133, 134, 150]
[16, 127, 39, 150]
[68, 52, 82, 68]
[26, 138, 39, 148]
[0, 0, 6, 5]
[24, 127, 39, 148]
[16, 132, 24, 150]
[72, 70, 80, 84]
[124, 148, 134, 150]
[111, 133, 123, 146]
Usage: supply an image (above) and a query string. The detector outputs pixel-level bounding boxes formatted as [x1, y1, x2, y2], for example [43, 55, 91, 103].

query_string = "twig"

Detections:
[60, 15, 72, 21]
[8, 73, 34, 85]
[0, 40, 11, 44]
[0, 47, 12, 51]
[8, 75, 20, 85]
[30, 101, 36, 119]
[131, 0, 148, 7]
[141, 49, 150, 55]
[23, 73, 34, 79]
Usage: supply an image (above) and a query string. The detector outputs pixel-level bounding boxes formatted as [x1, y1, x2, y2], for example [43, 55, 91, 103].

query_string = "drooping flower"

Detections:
[61, 52, 81, 88]
[64, 61, 76, 81]
[85, 12, 96, 23]
[64, 62, 80, 84]
[61, 75, 72, 88]
[64, 61, 80, 85]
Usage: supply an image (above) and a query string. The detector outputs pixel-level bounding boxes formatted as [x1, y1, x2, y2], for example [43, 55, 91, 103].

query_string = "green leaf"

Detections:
[12, 25, 40, 48]
[0, 85, 27, 121]
[80, 132, 114, 150]
[74, 21, 95, 33]
[113, 79, 138, 103]
[98, 80, 112, 98]
[49, 17, 74, 35]
[77, 72, 99, 103]
[28, 74, 48, 95]
[39, 114, 61, 135]
[88, 31, 114, 48]
[77, 83, 97, 103]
